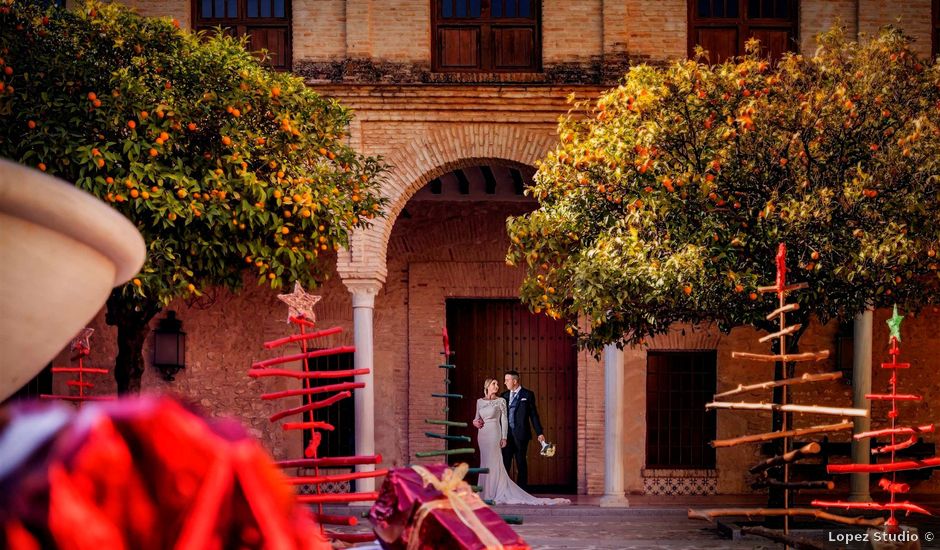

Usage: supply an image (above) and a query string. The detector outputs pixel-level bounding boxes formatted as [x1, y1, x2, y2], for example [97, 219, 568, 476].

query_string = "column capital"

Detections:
[343, 277, 384, 308]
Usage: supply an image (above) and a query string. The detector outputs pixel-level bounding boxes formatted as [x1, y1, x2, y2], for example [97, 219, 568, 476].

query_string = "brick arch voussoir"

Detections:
[338, 126, 557, 282]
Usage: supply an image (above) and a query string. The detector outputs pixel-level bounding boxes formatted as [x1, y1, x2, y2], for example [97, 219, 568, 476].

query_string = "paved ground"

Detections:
[324, 498, 940, 549]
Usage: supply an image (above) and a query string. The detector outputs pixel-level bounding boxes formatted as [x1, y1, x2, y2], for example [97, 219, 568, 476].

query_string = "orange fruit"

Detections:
[27, 120, 35, 129]
[105, 177, 114, 184]
[683, 285, 692, 296]
[281, 227, 290, 234]
[187, 283, 195, 292]
[127, 120, 136, 129]
[149, 148, 158, 157]
[176, 189, 187, 198]
[132, 278, 142, 287]
[159, 132, 169, 141]
[140, 111, 149, 119]
[37, 162, 46, 171]
[187, 122, 197, 131]
[222, 136, 231, 146]
[87, 92, 97, 101]
[271, 87, 281, 97]
[749, 292, 758, 301]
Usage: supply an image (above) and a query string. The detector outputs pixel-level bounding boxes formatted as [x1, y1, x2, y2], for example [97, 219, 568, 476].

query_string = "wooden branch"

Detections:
[828, 457, 940, 474]
[758, 282, 809, 293]
[732, 350, 830, 363]
[854, 424, 934, 440]
[687, 507, 884, 527]
[714, 372, 843, 399]
[872, 435, 917, 455]
[751, 479, 835, 491]
[750, 442, 821, 474]
[812, 500, 933, 516]
[711, 421, 853, 448]
[706, 402, 868, 417]
[766, 303, 799, 321]
[739, 526, 826, 550]
[758, 323, 803, 343]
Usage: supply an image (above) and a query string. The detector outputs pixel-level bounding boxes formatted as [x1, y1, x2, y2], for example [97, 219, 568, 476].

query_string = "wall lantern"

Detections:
[153, 311, 186, 381]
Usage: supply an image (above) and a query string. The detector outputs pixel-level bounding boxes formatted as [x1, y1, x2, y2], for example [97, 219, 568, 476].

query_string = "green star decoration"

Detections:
[886, 305, 904, 342]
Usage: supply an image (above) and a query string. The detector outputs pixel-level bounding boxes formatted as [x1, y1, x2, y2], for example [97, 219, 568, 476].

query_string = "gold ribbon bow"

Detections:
[407, 463, 504, 550]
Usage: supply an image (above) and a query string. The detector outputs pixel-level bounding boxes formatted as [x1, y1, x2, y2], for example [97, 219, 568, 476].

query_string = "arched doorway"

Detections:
[388, 161, 578, 494]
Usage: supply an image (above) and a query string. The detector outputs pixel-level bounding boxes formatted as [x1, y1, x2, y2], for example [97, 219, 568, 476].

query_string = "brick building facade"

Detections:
[63, 0, 940, 498]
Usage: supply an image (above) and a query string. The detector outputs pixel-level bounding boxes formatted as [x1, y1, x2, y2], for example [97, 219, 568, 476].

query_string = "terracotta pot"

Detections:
[0, 159, 145, 400]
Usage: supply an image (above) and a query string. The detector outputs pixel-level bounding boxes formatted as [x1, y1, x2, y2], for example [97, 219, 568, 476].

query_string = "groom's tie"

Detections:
[509, 390, 518, 429]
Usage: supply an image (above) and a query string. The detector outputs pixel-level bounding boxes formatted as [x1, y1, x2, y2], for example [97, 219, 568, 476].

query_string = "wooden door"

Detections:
[446, 299, 576, 493]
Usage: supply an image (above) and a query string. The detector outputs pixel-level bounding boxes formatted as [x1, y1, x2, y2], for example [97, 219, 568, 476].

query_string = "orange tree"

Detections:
[508, 28, 940, 353]
[0, 1, 386, 392]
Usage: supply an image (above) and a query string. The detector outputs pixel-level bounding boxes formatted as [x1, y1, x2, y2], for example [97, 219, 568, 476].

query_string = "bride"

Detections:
[473, 378, 570, 505]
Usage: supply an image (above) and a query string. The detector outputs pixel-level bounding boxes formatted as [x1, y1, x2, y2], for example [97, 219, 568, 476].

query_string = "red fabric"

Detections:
[369, 465, 529, 550]
[0, 396, 329, 550]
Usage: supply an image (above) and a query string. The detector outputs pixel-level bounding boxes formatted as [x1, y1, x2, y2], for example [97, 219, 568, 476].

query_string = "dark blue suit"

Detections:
[501, 387, 543, 489]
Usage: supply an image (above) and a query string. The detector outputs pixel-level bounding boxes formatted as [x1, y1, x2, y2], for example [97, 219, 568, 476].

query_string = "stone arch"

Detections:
[337, 124, 557, 283]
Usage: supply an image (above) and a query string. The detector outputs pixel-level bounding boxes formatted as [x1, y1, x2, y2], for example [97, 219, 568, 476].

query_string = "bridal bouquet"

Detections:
[540, 441, 556, 457]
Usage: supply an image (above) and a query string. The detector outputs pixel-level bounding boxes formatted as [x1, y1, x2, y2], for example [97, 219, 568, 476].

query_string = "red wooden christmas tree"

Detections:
[249, 282, 385, 545]
[41, 328, 115, 404]
[812, 305, 938, 530]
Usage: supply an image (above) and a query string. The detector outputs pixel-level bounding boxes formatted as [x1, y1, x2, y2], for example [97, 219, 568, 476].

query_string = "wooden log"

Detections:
[711, 421, 853, 448]
[752, 479, 835, 491]
[758, 323, 803, 343]
[714, 372, 843, 399]
[739, 526, 826, 550]
[766, 303, 799, 321]
[732, 350, 829, 363]
[706, 402, 868, 417]
[750, 442, 821, 474]
[827, 457, 940, 474]
[687, 507, 885, 527]
[854, 424, 934, 440]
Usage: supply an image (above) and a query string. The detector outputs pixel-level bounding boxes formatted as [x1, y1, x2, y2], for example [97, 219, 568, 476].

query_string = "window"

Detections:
[302, 350, 356, 460]
[646, 351, 717, 469]
[432, 0, 541, 72]
[193, 0, 291, 70]
[688, 0, 798, 63]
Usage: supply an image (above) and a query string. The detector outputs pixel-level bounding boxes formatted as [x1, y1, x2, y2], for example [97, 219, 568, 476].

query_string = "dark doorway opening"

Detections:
[446, 299, 577, 493]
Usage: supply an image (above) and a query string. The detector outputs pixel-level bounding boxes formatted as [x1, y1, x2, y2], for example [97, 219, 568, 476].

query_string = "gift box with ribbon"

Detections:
[369, 463, 530, 550]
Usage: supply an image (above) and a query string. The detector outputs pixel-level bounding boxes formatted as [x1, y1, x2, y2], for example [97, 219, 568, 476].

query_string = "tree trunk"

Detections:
[106, 290, 161, 395]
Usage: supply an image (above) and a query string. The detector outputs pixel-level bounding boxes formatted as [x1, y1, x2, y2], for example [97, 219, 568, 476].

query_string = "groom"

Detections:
[500, 370, 544, 490]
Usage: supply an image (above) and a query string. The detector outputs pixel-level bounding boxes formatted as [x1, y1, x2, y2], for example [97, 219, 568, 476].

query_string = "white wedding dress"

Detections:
[474, 397, 570, 505]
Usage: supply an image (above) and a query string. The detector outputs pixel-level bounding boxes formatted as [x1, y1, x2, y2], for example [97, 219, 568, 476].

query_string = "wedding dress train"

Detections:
[474, 397, 570, 505]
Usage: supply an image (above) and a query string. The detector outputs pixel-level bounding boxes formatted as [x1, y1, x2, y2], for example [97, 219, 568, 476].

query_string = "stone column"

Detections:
[849, 308, 873, 502]
[600, 343, 630, 507]
[344, 278, 383, 492]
